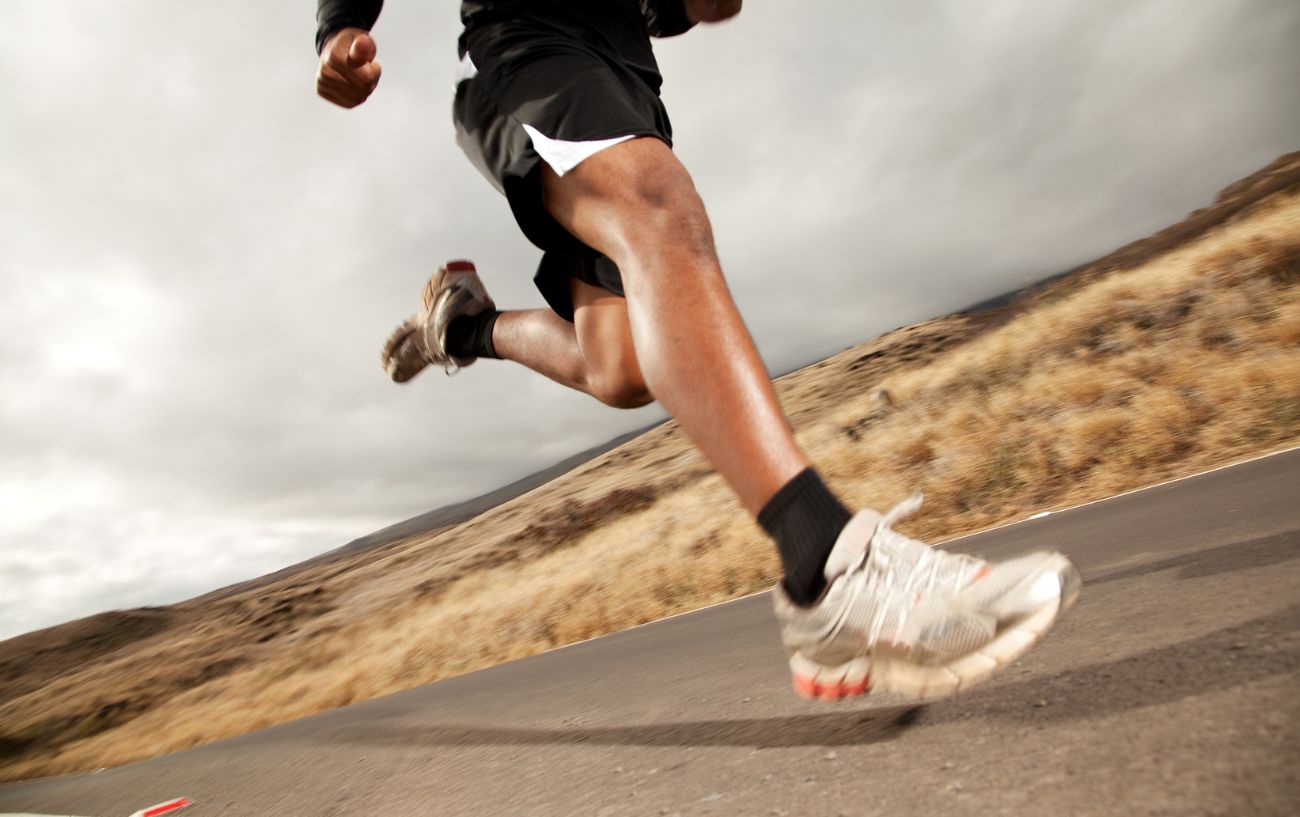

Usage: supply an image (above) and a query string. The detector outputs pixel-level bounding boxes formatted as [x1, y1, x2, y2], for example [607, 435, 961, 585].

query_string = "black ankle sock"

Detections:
[445, 310, 501, 360]
[759, 468, 854, 606]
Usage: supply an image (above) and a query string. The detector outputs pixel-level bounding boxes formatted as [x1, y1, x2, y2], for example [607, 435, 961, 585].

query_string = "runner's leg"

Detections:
[488, 279, 651, 409]
[539, 136, 809, 515]
[568, 278, 651, 408]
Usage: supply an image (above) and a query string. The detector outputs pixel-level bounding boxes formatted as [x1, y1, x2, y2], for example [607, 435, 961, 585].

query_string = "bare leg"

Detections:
[540, 137, 810, 514]
[490, 308, 586, 391]
[491, 279, 652, 409]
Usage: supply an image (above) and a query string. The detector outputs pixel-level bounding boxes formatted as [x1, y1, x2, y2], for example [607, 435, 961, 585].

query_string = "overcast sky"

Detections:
[1, 0, 1296, 640]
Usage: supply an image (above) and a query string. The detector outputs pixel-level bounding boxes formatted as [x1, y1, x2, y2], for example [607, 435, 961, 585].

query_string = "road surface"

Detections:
[3, 449, 1298, 816]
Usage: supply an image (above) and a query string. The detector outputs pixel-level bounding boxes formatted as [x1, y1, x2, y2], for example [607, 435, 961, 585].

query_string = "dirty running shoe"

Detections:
[381, 260, 495, 381]
[773, 494, 1080, 701]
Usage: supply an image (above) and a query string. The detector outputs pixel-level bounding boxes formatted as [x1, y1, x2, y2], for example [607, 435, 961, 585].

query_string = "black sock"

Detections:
[759, 468, 854, 606]
[445, 310, 501, 360]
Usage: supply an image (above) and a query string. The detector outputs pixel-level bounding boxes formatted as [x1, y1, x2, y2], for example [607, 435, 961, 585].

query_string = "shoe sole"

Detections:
[791, 558, 1082, 701]
[380, 261, 484, 383]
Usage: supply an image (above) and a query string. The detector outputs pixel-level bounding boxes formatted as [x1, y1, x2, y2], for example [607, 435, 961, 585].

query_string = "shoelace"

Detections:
[849, 494, 982, 628]
[847, 493, 925, 576]
[423, 286, 467, 377]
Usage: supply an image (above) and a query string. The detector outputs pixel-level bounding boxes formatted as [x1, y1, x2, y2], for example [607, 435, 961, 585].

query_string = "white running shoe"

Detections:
[773, 495, 1081, 700]
[382, 260, 495, 381]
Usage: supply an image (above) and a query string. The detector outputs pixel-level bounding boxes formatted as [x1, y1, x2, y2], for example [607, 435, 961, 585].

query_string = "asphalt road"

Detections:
[3, 450, 1298, 817]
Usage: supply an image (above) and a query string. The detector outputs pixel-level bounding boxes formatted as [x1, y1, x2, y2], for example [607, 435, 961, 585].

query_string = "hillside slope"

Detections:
[2, 153, 1298, 782]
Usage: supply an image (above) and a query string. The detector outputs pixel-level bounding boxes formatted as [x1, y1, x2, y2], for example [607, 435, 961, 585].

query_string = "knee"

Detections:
[542, 137, 718, 263]
[588, 364, 653, 409]
[596, 143, 716, 261]
[625, 173, 715, 259]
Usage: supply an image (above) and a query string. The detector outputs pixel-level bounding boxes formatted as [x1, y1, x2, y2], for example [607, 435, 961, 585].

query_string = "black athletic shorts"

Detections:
[452, 2, 678, 321]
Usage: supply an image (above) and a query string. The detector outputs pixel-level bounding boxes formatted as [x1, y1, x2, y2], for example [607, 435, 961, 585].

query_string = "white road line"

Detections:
[958, 442, 1300, 538]
[556, 443, 1300, 646]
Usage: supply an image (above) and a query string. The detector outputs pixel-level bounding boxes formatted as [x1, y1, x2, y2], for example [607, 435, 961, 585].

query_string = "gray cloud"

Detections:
[2, 0, 1297, 638]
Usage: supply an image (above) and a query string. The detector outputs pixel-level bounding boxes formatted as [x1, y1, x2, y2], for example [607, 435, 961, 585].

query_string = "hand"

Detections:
[316, 28, 382, 109]
[685, 0, 742, 24]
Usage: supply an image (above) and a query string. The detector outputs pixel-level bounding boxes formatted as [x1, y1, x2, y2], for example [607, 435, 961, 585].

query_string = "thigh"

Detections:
[533, 253, 624, 322]
[570, 277, 642, 381]
[540, 136, 714, 266]
[455, 20, 674, 259]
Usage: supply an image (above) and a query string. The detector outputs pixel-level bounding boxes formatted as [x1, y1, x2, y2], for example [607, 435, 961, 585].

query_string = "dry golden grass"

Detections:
[3, 166, 1299, 782]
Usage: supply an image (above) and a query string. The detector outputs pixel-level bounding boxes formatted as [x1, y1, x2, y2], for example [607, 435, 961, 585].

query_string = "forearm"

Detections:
[316, 0, 384, 53]
[684, 0, 742, 24]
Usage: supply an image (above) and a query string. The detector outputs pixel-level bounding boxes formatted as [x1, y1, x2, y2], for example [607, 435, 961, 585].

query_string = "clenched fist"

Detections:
[316, 28, 382, 109]
[685, 0, 743, 24]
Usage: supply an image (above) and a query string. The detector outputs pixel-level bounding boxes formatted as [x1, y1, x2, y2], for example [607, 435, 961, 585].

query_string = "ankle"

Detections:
[760, 468, 853, 606]
[445, 309, 501, 360]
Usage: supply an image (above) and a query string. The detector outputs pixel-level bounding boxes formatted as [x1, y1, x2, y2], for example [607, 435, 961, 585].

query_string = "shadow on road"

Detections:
[326, 603, 1297, 750]
[918, 601, 1300, 727]
[327, 705, 924, 749]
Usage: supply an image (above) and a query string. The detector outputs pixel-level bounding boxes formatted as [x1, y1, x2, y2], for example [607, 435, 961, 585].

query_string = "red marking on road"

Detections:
[130, 797, 192, 817]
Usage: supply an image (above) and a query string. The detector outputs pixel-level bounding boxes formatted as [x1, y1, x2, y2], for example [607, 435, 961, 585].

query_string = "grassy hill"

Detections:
[2, 152, 1298, 783]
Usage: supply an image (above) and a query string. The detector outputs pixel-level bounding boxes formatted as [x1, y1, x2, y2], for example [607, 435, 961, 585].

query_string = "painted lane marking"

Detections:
[129, 798, 192, 817]
[0, 794, 191, 817]
[549, 444, 1300, 647]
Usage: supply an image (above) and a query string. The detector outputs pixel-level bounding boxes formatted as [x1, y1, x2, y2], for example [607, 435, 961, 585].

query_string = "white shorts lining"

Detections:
[454, 53, 479, 84]
[522, 124, 636, 177]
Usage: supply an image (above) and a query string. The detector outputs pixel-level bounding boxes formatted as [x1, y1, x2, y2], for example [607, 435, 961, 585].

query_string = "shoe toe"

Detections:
[971, 552, 1077, 621]
[381, 318, 429, 383]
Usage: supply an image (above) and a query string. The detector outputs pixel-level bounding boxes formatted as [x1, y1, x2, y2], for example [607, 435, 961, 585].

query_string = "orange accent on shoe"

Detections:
[975, 564, 991, 581]
[793, 673, 872, 700]
[793, 674, 819, 699]
[844, 678, 871, 696]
